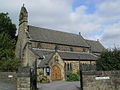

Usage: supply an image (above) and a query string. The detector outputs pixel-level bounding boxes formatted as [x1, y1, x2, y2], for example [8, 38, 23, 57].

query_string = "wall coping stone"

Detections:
[17, 66, 31, 77]
[82, 71, 120, 75]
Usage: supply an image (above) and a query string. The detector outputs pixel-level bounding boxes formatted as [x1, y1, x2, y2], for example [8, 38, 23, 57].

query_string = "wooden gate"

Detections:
[51, 65, 61, 81]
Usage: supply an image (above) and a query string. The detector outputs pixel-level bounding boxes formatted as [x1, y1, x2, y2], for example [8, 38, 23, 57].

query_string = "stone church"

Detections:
[15, 6, 105, 81]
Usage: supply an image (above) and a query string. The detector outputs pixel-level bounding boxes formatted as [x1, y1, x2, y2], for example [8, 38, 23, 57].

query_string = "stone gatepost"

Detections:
[17, 67, 31, 90]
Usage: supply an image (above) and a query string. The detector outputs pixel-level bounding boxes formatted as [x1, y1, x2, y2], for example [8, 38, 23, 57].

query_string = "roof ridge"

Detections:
[28, 25, 81, 36]
[85, 39, 97, 42]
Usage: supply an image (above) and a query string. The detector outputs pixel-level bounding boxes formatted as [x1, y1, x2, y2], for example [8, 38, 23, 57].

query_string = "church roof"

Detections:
[38, 53, 53, 68]
[59, 51, 97, 60]
[28, 25, 90, 47]
[86, 40, 105, 53]
[32, 49, 97, 65]
[32, 49, 97, 67]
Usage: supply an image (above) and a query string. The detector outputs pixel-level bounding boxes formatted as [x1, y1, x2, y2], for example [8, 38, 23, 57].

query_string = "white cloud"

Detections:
[102, 22, 120, 48]
[97, 0, 120, 16]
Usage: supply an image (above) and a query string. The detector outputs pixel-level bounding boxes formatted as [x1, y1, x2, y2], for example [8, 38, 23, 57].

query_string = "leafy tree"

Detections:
[0, 13, 16, 39]
[0, 58, 21, 72]
[0, 33, 15, 60]
[0, 12, 20, 72]
[0, 33, 21, 72]
[96, 48, 120, 71]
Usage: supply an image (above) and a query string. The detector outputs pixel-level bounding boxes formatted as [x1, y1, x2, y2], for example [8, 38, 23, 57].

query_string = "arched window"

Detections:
[55, 45, 59, 51]
[70, 47, 73, 51]
[67, 63, 69, 71]
[64, 63, 66, 71]
[37, 42, 42, 48]
[65, 63, 73, 72]
[70, 63, 72, 71]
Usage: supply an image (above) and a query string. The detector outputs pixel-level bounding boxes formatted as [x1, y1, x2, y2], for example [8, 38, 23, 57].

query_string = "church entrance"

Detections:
[51, 65, 61, 81]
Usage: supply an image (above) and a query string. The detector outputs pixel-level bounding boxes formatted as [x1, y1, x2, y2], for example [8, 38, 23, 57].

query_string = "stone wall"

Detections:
[31, 41, 89, 52]
[83, 71, 120, 90]
[17, 67, 31, 90]
[0, 67, 32, 90]
[17, 77, 30, 90]
[64, 61, 96, 72]
[0, 72, 17, 90]
[0, 72, 17, 83]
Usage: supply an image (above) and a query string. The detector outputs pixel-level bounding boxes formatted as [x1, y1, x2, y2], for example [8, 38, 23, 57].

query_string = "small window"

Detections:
[32, 42, 38, 48]
[66, 63, 72, 71]
[70, 47, 73, 51]
[64, 63, 66, 70]
[83, 48, 86, 52]
[70, 63, 72, 71]
[55, 45, 59, 51]
[37, 42, 42, 48]
[67, 63, 69, 71]
[54, 56, 59, 62]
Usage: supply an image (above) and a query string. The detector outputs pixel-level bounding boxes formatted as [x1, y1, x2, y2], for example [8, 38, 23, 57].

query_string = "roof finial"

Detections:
[97, 39, 99, 41]
[23, 3, 25, 7]
[79, 32, 81, 35]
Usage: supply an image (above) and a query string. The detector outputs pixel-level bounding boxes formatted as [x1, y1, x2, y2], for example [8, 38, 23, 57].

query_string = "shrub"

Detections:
[39, 75, 50, 83]
[39, 70, 44, 75]
[66, 71, 79, 81]
[76, 70, 80, 75]
[96, 48, 120, 70]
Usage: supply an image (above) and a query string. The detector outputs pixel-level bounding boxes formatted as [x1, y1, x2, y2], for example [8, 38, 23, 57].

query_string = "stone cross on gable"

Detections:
[23, 3, 25, 7]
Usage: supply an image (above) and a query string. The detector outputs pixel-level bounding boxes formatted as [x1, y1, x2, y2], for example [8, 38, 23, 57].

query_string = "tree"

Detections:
[0, 13, 16, 39]
[96, 48, 120, 71]
[0, 12, 20, 72]
[0, 33, 15, 60]
[0, 33, 21, 72]
[0, 58, 21, 72]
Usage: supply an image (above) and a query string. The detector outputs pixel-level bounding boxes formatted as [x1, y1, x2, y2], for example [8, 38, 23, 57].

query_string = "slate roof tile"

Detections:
[28, 25, 89, 47]
[32, 49, 98, 67]
[86, 40, 105, 53]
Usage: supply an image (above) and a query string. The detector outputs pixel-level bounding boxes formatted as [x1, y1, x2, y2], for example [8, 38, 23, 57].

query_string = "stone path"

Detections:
[0, 81, 16, 90]
[37, 81, 80, 90]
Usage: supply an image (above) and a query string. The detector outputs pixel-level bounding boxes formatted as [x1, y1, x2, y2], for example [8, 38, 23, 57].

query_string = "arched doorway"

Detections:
[51, 65, 61, 81]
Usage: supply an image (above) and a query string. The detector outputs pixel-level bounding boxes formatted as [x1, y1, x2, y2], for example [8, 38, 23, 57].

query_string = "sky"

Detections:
[0, 0, 120, 48]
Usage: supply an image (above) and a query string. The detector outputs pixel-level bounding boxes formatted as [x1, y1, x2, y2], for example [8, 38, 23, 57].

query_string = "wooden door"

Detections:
[51, 65, 61, 81]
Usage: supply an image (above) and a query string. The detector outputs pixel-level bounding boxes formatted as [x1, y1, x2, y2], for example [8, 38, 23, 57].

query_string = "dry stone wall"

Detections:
[83, 71, 120, 90]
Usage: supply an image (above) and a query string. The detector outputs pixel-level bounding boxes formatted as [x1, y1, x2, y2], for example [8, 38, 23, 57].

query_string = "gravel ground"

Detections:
[37, 81, 80, 90]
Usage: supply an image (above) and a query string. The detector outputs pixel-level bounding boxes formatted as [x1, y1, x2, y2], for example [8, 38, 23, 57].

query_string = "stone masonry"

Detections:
[17, 67, 31, 90]
[83, 71, 120, 90]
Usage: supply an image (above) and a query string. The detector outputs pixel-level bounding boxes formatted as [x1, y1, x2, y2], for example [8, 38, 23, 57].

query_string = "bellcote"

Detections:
[19, 4, 28, 25]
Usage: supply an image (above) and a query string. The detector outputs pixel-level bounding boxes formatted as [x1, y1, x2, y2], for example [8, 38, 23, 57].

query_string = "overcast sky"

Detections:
[0, 0, 120, 48]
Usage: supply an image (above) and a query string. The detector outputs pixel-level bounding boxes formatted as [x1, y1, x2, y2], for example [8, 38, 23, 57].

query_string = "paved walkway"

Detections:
[0, 81, 16, 90]
[37, 81, 80, 90]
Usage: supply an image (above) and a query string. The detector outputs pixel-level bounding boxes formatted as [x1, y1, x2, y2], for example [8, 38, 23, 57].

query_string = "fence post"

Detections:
[79, 59, 83, 90]
[17, 66, 31, 90]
